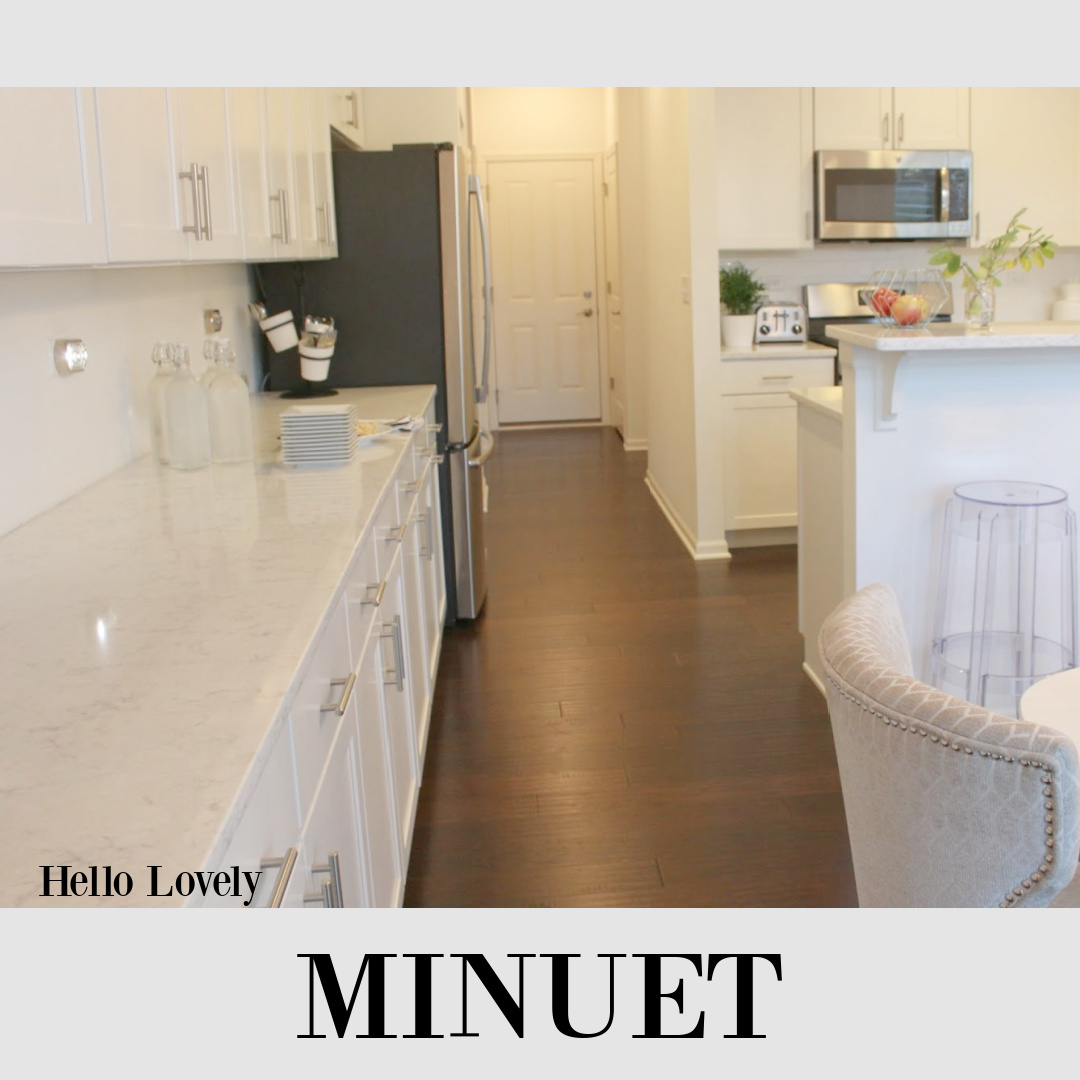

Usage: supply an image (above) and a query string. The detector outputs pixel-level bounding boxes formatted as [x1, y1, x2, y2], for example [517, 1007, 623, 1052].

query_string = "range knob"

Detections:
[791, 323, 803, 335]
[758, 324, 770, 335]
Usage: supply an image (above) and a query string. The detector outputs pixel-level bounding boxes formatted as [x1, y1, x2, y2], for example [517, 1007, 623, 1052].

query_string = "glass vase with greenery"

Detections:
[719, 261, 769, 315]
[929, 208, 1056, 331]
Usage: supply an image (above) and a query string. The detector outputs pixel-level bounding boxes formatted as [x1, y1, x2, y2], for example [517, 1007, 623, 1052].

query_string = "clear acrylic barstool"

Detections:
[929, 480, 1078, 718]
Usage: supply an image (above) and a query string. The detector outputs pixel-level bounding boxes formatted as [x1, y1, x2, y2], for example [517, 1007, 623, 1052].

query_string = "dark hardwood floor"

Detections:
[404, 427, 858, 907]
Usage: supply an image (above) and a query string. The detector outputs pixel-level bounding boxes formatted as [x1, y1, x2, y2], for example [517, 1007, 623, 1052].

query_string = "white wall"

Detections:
[617, 89, 649, 452]
[0, 263, 258, 537]
[638, 88, 700, 545]
[721, 241, 1080, 323]
[360, 88, 462, 149]
[470, 88, 607, 153]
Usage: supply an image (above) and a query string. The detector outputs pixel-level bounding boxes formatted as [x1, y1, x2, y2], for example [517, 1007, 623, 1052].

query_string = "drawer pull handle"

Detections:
[381, 616, 405, 691]
[361, 579, 387, 608]
[303, 879, 335, 907]
[310, 851, 343, 908]
[427, 422, 443, 434]
[383, 522, 408, 543]
[762, 374, 795, 381]
[401, 480, 419, 493]
[320, 673, 356, 716]
[259, 847, 299, 909]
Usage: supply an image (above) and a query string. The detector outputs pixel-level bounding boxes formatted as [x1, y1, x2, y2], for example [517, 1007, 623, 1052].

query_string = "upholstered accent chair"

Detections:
[819, 583, 1080, 907]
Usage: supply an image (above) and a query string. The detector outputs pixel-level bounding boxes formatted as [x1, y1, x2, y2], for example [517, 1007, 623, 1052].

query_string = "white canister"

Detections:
[259, 310, 299, 352]
[1052, 298, 1080, 321]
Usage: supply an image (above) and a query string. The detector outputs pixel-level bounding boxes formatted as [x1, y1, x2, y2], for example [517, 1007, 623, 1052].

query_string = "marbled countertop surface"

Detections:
[720, 342, 837, 360]
[0, 385, 435, 907]
[827, 321, 1080, 351]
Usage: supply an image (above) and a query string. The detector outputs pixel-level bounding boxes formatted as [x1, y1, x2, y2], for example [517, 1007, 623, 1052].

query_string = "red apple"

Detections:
[870, 287, 899, 316]
[890, 293, 930, 326]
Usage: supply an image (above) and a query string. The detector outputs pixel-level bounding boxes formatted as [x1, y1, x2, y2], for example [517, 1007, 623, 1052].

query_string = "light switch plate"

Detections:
[680, 275, 690, 304]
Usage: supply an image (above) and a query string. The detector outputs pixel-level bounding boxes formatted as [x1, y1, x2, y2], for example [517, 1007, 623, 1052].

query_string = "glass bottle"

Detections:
[200, 337, 222, 389]
[207, 338, 253, 463]
[163, 343, 211, 469]
[148, 342, 177, 464]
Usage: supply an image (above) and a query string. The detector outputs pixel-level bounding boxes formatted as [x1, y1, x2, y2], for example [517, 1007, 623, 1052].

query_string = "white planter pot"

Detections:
[721, 314, 756, 349]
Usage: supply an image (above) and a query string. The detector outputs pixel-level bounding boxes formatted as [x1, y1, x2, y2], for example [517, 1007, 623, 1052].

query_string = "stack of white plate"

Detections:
[280, 404, 357, 468]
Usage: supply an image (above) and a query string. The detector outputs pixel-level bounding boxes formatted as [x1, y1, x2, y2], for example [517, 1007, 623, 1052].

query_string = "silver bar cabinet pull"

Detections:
[346, 91, 359, 129]
[259, 847, 298, 908]
[882, 113, 889, 145]
[382, 616, 405, 691]
[939, 166, 951, 223]
[179, 162, 200, 237]
[280, 189, 290, 244]
[310, 851, 343, 908]
[198, 164, 212, 240]
[897, 113, 905, 145]
[269, 192, 283, 241]
[320, 673, 357, 716]
[361, 580, 387, 607]
[316, 204, 326, 243]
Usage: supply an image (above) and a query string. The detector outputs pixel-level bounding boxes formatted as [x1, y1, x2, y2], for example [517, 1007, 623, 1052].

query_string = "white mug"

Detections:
[259, 310, 299, 353]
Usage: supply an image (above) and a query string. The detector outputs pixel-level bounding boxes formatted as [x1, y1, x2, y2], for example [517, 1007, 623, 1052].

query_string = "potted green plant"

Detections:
[930, 208, 1056, 331]
[719, 261, 769, 348]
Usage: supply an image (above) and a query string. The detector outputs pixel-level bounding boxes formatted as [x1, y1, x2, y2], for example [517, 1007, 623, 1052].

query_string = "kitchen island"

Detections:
[794, 322, 1080, 690]
[0, 385, 442, 907]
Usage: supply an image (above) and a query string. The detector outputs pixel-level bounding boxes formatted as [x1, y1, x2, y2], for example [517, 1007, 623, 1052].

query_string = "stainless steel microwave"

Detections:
[815, 150, 973, 241]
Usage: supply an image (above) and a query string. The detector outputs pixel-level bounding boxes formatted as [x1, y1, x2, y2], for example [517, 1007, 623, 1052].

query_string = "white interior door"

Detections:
[602, 147, 624, 437]
[489, 158, 601, 424]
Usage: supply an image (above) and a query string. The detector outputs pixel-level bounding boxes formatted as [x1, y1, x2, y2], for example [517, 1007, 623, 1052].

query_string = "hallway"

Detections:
[405, 427, 857, 906]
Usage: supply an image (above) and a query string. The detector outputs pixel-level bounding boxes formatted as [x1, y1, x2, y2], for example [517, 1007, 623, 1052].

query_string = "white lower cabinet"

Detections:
[376, 545, 421, 861]
[721, 355, 835, 534]
[201, 416, 441, 907]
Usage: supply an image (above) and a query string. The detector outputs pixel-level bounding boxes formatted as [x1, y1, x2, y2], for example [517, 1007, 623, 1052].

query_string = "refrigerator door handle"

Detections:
[467, 174, 492, 405]
[447, 418, 480, 454]
[467, 428, 495, 469]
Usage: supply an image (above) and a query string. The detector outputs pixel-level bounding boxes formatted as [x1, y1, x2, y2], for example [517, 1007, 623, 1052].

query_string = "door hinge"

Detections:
[606, 280, 612, 294]
[609, 376, 615, 389]
[602, 181, 609, 196]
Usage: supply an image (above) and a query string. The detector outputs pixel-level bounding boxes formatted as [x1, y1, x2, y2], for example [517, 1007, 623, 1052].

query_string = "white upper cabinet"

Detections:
[969, 88, 1079, 248]
[814, 88, 970, 151]
[170, 88, 244, 261]
[228, 88, 274, 261]
[717, 87, 814, 250]
[95, 88, 189, 263]
[0, 88, 108, 267]
[309, 88, 338, 258]
[264, 88, 299, 259]
[97, 88, 244, 264]
[329, 88, 365, 149]
[288, 88, 321, 259]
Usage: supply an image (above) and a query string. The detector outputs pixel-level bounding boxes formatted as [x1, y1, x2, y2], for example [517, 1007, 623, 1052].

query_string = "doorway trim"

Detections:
[474, 150, 612, 433]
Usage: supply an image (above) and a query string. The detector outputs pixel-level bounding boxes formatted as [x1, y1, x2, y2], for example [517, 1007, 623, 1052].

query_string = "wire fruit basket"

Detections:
[862, 269, 950, 330]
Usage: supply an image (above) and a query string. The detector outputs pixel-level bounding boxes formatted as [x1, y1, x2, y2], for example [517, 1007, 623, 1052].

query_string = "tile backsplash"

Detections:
[720, 242, 1080, 322]
[0, 262, 258, 538]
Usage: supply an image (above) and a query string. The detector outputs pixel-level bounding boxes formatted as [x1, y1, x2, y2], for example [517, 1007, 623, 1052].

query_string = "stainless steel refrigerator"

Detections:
[254, 142, 493, 625]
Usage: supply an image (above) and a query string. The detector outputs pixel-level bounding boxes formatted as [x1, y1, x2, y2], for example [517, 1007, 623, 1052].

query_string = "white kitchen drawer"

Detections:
[200, 721, 303, 908]
[720, 357, 834, 396]
[288, 591, 354, 824]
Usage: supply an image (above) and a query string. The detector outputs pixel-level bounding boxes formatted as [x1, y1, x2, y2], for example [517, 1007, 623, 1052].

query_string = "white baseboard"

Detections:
[623, 437, 648, 452]
[644, 470, 731, 561]
[802, 661, 827, 698]
[726, 526, 798, 549]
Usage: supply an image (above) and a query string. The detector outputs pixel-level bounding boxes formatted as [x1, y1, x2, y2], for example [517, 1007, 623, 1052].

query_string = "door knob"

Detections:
[584, 290, 593, 298]
[581, 308, 594, 317]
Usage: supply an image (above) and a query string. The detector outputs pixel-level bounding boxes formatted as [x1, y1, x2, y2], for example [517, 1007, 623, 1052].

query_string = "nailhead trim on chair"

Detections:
[825, 674, 1056, 909]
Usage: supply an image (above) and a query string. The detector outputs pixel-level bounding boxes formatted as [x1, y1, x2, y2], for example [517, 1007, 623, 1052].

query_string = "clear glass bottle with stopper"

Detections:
[149, 341, 177, 464]
[201, 337, 222, 389]
[207, 338, 253, 463]
[163, 343, 212, 469]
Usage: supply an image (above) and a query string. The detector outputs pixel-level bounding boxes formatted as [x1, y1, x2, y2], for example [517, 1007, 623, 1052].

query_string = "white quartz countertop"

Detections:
[789, 386, 843, 419]
[0, 384, 435, 907]
[721, 341, 837, 360]
[827, 321, 1080, 351]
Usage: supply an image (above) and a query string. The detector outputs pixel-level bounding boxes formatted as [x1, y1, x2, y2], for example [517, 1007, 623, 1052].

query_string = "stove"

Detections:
[803, 282, 954, 385]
